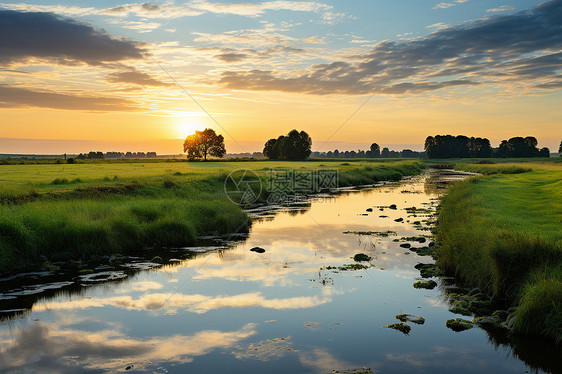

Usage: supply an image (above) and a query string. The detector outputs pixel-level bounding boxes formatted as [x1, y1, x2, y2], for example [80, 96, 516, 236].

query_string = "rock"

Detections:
[396, 314, 425, 325]
[366, 208, 373, 212]
[389, 204, 397, 210]
[417, 237, 427, 243]
[428, 241, 435, 247]
[250, 247, 266, 253]
[446, 318, 473, 332]
[413, 280, 437, 289]
[399, 243, 411, 248]
[394, 218, 404, 222]
[150, 256, 163, 264]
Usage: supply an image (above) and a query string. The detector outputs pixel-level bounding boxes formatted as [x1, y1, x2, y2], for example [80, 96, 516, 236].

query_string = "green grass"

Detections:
[436, 164, 562, 342]
[0, 159, 424, 273]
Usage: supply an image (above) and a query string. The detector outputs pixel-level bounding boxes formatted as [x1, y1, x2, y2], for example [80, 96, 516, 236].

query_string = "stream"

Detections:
[0, 171, 560, 373]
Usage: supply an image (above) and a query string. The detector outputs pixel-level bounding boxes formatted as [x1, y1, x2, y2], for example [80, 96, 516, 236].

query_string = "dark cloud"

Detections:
[0, 85, 138, 111]
[0, 10, 145, 66]
[107, 3, 161, 13]
[215, 53, 249, 63]
[212, 45, 305, 63]
[219, 0, 562, 94]
[106, 69, 172, 86]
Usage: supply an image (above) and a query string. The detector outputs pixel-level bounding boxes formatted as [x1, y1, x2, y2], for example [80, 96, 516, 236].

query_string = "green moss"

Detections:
[446, 318, 473, 332]
[413, 280, 437, 289]
[385, 323, 411, 335]
[396, 314, 425, 325]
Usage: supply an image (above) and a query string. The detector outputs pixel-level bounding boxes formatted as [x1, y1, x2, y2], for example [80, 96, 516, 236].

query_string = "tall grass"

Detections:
[437, 170, 562, 342]
[338, 161, 425, 186]
[0, 198, 250, 272]
[0, 160, 425, 273]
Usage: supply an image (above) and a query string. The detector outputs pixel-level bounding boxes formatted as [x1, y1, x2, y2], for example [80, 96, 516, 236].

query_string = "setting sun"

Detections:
[175, 117, 206, 139]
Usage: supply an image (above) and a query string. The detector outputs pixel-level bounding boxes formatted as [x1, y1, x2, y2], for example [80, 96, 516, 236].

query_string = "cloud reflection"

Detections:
[0, 321, 256, 372]
[32, 288, 338, 314]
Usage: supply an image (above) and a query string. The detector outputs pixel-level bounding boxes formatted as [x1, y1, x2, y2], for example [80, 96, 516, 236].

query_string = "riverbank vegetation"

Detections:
[436, 162, 562, 342]
[0, 159, 424, 273]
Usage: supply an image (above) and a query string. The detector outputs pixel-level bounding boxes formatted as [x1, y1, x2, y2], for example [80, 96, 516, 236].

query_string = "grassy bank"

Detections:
[436, 163, 562, 342]
[0, 160, 424, 273]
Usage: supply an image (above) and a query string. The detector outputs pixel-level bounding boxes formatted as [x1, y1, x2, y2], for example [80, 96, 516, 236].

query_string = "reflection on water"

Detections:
[1, 171, 560, 373]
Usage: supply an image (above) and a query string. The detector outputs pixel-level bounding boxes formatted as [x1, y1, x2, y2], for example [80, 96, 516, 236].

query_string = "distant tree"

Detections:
[425, 135, 493, 159]
[333, 149, 339, 158]
[183, 128, 226, 160]
[87, 151, 104, 159]
[263, 130, 312, 160]
[496, 137, 541, 158]
[369, 143, 380, 158]
[558, 141, 562, 154]
[381, 147, 390, 158]
[263, 138, 279, 159]
[539, 147, 550, 157]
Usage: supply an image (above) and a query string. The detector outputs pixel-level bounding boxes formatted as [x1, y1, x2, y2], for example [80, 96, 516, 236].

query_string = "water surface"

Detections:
[1, 172, 560, 373]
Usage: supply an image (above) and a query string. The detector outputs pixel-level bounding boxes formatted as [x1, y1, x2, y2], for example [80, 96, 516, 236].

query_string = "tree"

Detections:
[558, 141, 562, 155]
[369, 143, 380, 158]
[263, 130, 312, 160]
[183, 128, 226, 160]
[263, 138, 279, 159]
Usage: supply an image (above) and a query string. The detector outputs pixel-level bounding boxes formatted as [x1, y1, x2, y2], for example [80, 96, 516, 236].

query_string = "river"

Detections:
[0, 171, 560, 373]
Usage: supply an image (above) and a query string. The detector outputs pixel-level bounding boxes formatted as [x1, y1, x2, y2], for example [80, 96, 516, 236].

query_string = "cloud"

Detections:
[0, 10, 145, 66]
[0, 1, 343, 21]
[32, 290, 335, 314]
[433, 0, 468, 9]
[215, 52, 250, 63]
[212, 45, 306, 63]
[218, 0, 562, 95]
[188, 0, 332, 17]
[0, 322, 257, 372]
[106, 69, 172, 86]
[0, 85, 138, 111]
[487, 5, 516, 12]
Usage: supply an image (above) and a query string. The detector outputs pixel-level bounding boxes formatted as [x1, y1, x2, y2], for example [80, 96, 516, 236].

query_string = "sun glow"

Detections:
[176, 117, 206, 139]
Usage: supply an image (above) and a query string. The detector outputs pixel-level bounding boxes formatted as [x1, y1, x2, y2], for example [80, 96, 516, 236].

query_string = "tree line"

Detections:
[76, 151, 158, 160]
[181, 128, 558, 161]
[425, 135, 550, 159]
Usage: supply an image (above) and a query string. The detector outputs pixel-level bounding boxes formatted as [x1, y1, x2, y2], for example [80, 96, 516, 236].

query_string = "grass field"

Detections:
[436, 162, 562, 342]
[0, 159, 424, 273]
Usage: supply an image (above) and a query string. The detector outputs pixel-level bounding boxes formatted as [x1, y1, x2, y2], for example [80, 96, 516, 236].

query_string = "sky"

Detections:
[0, 0, 561, 154]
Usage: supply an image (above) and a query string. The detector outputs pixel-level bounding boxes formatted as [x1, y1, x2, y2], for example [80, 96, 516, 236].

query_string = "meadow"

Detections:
[436, 161, 562, 342]
[0, 159, 424, 273]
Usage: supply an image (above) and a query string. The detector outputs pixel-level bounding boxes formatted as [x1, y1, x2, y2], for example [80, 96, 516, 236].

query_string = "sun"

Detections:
[176, 117, 206, 139]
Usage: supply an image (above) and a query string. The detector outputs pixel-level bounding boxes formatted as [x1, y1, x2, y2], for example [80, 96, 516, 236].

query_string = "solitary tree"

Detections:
[369, 143, 380, 158]
[559, 141, 562, 155]
[183, 128, 226, 160]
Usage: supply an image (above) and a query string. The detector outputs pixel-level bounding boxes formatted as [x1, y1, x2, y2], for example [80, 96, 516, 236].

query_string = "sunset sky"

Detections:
[0, 0, 561, 154]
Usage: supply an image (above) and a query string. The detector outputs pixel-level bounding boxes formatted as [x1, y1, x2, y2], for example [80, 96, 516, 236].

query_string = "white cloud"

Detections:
[487, 5, 516, 12]
[426, 22, 450, 30]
